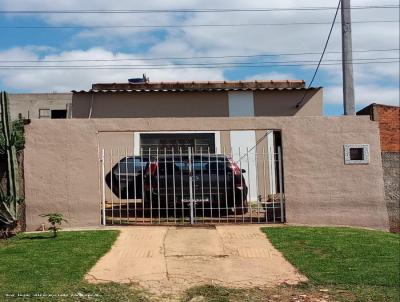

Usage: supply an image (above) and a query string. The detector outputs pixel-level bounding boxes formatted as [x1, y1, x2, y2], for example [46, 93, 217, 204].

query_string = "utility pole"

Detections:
[341, 0, 356, 115]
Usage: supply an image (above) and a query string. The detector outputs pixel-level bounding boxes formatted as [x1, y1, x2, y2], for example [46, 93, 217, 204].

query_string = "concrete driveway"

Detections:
[85, 225, 306, 295]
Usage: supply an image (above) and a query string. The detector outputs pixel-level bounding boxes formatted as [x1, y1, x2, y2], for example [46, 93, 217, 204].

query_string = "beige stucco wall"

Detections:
[72, 89, 322, 118]
[24, 116, 388, 231]
[254, 89, 323, 116]
[72, 92, 230, 118]
[255, 130, 272, 200]
[24, 119, 100, 229]
[8, 93, 72, 120]
[220, 131, 231, 152]
[98, 132, 134, 154]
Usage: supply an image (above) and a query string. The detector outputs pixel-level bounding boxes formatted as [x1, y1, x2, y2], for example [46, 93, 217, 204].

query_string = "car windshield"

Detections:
[157, 156, 230, 175]
[113, 157, 148, 174]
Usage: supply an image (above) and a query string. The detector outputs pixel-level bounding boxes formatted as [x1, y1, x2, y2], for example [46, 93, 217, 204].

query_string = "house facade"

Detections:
[71, 80, 322, 118]
[8, 93, 72, 120]
[71, 81, 323, 206]
[21, 80, 389, 231]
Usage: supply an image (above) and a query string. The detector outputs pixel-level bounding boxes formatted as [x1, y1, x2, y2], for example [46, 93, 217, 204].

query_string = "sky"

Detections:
[0, 0, 398, 116]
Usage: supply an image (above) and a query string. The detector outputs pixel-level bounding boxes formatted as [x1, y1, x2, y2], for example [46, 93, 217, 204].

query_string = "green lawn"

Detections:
[184, 227, 400, 302]
[0, 230, 148, 301]
[1, 227, 399, 302]
[262, 226, 400, 301]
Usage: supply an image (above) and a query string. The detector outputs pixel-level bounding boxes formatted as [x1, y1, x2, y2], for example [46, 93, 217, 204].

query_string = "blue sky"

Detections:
[0, 0, 398, 116]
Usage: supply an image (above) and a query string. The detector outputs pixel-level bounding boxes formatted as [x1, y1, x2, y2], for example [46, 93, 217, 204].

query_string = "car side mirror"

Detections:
[241, 169, 246, 173]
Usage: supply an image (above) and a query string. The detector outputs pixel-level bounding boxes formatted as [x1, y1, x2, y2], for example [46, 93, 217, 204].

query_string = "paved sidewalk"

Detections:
[85, 225, 306, 295]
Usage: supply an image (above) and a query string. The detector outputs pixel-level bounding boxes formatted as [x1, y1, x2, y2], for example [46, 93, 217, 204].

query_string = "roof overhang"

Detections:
[72, 80, 323, 93]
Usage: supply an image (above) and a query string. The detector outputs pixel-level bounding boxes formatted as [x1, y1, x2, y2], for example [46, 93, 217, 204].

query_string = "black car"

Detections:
[105, 156, 149, 199]
[143, 154, 248, 214]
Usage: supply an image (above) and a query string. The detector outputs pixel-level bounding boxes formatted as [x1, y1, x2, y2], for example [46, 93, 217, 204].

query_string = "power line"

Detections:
[0, 60, 397, 70]
[296, 0, 341, 108]
[1, 20, 397, 29]
[308, 3, 341, 87]
[0, 49, 398, 63]
[0, 57, 397, 68]
[0, 5, 397, 14]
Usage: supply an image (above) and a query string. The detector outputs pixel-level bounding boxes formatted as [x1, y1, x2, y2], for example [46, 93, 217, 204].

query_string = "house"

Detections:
[357, 103, 400, 232]
[8, 93, 72, 120]
[22, 80, 389, 231]
[70, 80, 322, 200]
[71, 80, 322, 118]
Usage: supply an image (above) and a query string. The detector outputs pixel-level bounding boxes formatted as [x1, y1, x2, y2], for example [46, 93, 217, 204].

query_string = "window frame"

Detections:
[134, 131, 221, 156]
[38, 108, 51, 119]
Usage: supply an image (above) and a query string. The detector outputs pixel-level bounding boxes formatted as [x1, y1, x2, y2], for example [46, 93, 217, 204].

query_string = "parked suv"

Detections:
[105, 156, 149, 199]
[143, 154, 248, 214]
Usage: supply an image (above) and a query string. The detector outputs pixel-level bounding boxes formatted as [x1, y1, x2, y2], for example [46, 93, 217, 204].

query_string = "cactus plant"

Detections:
[0, 91, 23, 237]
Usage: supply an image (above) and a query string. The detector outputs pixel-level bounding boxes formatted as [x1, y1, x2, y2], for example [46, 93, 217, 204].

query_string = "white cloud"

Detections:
[245, 71, 296, 80]
[325, 85, 400, 107]
[0, 47, 224, 92]
[0, 0, 398, 107]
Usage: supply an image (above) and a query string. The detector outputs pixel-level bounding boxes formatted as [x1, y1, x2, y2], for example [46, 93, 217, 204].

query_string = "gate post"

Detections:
[188, 147, 194, 224]
[101, 149, 106, 226]
[277, 146, 284, 223]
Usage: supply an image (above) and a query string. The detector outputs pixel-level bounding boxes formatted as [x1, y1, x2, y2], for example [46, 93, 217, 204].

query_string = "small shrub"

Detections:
[40, 213, 68, 238]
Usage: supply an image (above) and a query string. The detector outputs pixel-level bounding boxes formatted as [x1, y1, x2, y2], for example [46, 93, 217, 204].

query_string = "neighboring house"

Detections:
[71, 80, 323, 118]
[357, 103, 400, 232]
[8, 93, 72, 120]
[22, 79, 389, 231]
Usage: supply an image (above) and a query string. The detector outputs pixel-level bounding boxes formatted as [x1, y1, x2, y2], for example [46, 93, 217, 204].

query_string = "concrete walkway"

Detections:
[85, 225, 306, 295]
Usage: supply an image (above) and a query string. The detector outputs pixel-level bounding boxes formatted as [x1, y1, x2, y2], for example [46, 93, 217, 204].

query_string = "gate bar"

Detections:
[101, 149, 106, 226]
[278, 146, 284, 223]
[188, 147, 194, 224]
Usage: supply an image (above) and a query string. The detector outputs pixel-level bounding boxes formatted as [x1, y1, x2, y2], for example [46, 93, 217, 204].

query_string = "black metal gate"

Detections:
[100, 146, 285, 225]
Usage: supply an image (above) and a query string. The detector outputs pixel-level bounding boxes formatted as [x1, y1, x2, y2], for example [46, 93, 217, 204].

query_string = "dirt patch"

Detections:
[182, 284, 362, 302]
[86, 225, 306, 296]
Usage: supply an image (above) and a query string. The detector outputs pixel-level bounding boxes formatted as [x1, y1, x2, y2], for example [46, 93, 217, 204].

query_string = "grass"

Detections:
[0, 230, 148, 301]
[262, 226, 400, 301]
[1, 227, 399, 301]
[183, 226, 400, 302]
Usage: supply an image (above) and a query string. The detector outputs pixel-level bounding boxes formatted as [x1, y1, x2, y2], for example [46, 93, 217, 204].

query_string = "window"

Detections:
[140, 133, 216, 154]
[38, 109, 50, 119]
[51, 109, 67, 119]
[344, 144, 370, 164]
[349, 148, 364, 161]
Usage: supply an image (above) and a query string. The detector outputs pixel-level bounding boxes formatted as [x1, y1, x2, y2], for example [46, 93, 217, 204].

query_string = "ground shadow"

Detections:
[22, 235, 54, 240]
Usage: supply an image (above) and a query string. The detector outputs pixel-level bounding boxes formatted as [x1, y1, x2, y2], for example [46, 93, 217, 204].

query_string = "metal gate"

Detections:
[100, 146, 285, 225]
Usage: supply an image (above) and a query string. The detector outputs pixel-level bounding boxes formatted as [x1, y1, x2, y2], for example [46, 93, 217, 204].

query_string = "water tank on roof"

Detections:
[128, 74, 149, 84]
[128, 78, 145, 84]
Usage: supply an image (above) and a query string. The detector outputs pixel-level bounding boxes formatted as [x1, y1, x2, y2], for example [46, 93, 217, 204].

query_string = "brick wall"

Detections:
[358, 104, 399, 232]
[376, 105, 400, 152]
[357, 104, 400, 152]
